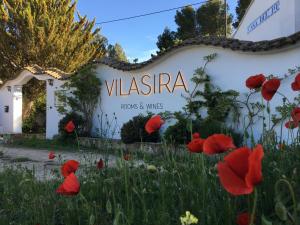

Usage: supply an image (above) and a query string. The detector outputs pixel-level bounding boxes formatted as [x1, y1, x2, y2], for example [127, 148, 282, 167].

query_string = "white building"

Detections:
[0, 0, 300, 141]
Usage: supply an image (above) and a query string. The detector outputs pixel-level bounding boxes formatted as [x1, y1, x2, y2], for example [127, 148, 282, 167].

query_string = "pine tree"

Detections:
[107, 43, 128, 62]
[233, 0, 252, 28]
[156, 27, 177, 51]
[0, 0, 105, 81]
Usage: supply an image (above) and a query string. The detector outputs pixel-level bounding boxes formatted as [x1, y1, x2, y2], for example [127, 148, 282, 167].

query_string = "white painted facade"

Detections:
[0, 1, 300, 141]
[234, 0, 300, 41]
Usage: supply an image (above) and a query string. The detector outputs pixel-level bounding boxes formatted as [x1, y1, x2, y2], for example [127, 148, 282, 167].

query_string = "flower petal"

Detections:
[246, 144, 264, 187]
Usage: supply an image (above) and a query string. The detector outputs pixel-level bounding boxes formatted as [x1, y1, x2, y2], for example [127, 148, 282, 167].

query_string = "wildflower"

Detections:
[285, 120, 298, 129]
[61, 160, 80, 178]
[180, 211, 199, 225]
[236, 212, 250, 225]
[147, 165, 158, 172]
[245, 74, 266, 89]
[48, 151, 56, 160]
[65, 120, 75, 133]
[97, 159, 104, 169]
[217, 144, 264, 196]
[187, 134, 205, 153]
[123, 154, 131, 161]
[261, 78, 280, 101]
[203, 134, 236, 155]
[291, 107, 300, 123]
[145, 115, 164, 134]
[56, 173, 80, 196]
[291, 73, 300, 91]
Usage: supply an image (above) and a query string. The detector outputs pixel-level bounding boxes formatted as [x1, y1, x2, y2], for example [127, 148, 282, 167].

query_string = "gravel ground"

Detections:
[0, 145, 144, 180]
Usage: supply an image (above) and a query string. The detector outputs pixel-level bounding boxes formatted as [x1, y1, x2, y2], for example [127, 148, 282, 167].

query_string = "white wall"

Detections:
[234, 0, 299, 41]
[296, 0, 300, 32]
[94, 44, 300, 141]
[46, 79, 65, 139]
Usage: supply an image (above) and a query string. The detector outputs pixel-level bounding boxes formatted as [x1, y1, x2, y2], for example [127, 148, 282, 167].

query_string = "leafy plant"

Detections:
[58, 65, 101, 136]
[121, 114, 160, 144]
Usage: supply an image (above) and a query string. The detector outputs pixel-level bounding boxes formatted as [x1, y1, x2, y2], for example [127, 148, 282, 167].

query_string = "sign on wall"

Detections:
[247, 1, 280, 33]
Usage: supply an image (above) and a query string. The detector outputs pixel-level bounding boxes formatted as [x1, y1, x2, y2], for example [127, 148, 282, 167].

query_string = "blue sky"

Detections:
[77, 0, 238, 62]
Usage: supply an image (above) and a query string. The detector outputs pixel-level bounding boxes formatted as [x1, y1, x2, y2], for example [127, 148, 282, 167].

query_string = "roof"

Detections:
[24, 65, 72, 80]
[96, 31, 300, 71]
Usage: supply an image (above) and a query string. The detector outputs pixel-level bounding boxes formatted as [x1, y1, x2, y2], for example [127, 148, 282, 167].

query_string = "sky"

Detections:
[77, 0, 238, 62]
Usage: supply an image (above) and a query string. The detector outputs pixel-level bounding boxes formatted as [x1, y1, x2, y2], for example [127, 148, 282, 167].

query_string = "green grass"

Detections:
[0, 146, 299, 225]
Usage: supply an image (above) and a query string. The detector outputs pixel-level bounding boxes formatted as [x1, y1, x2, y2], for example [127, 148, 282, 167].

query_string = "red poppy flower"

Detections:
[97, 159, 104, 169]
[261, 78, 280, 101]
[145, 115, 164, 134]
[291, 73, 300, 91]
[203, 134, 236, 155]
[48, 151, 56, 160]
[245, 74, 266, 89]
[192, 133, 200, 139]
[291, 107, 300, 123]
[65, 121, 75, 133]
[123, 154, 131, 161]
[187, 138, 205, 153]
[56, 173, 80, 196]
[236, 212, 250, 225]
[285, 120, 298, 129]
[61, 160, 80, 178]
[217, 144, 264, 196]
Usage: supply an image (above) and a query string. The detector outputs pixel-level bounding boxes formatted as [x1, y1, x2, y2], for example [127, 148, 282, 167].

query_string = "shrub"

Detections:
[121, 114, 160, 144]
[164, 114, 242, 146]
[58, 112, 85, 141]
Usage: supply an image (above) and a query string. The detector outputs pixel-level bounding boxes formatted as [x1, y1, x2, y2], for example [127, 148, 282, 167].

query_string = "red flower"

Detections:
[123, 154, 131, 161]
[236, 212, 250, 225]
[48, 151, 56, 160]
[291, 107, 300, 123]
[65, 121, 75, 133]
[192, 132, 200, 139]
[145, 115, 164, 134]
[61, 160, 80, 178]
[203, 134, 236, 155]
[245, 74, 266, 89]
[187, 138, 205, 153]
[56, 173, 80, 196]
[97, 159, 104, 169]
[261, 78, 280, 101]
[217, 144, 264, 196]
[285, 120, 298, 129]
[291, 73, 300, 91]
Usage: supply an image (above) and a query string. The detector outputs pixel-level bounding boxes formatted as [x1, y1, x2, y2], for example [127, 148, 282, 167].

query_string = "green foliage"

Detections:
[58, 65, 101, 136]
[156, 27, 178, 51]
[0, 146, 299, 225]
[233, 0, 252, 28]
[120, 114, 160, 144]
[197, 0, 232, 36]
[0, 0, 105, 81]
[107, 43, 128, 62]
[164, 112, 242, 146]
[184, 53, 240, 122]
[157, 2, 232, 50]
[175, 6, 198, 40]
[58, 112, 85, 140]
[22, 92, 46, 133]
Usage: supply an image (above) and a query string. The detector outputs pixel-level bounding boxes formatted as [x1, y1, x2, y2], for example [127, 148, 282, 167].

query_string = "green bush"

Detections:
[164, 113, 242, 146]
[121, 114, 160, 144]
[58, 112, 85, 141]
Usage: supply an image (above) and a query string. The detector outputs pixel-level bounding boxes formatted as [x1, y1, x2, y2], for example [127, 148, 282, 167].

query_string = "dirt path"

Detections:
[0, 146, 143, 180]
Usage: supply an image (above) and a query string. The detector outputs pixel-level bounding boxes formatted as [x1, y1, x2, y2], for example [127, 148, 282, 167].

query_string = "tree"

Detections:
[0, 0, 105, 81]
[197, 0, 232, 36]
[156, 27, 177, 51]
[58, 65, 101, 136]
[175, 6, 198, 40]
[233, 0, 252, 28]
[107, 43, 128, 62]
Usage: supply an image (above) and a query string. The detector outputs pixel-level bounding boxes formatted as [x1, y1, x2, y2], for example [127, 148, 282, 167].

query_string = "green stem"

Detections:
[250, 188, 258, 225]
[74, 129, 80, 151]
